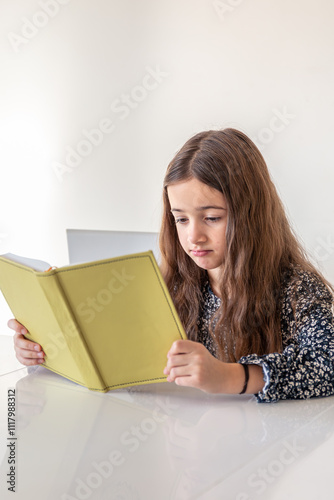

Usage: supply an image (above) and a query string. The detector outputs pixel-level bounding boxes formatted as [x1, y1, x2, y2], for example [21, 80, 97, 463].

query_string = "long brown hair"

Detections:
[160, 128, 333, 362]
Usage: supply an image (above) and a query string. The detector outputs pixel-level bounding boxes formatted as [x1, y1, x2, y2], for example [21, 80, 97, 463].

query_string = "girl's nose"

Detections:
[187, 222, 207, 245]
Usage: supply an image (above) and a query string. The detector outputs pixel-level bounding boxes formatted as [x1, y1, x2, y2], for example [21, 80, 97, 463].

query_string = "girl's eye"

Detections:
[175, 218, 188, 224]
[206, 217, 221, 222]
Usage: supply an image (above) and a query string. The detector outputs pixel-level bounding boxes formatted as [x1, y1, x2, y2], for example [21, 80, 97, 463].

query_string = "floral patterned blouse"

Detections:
[196, 268, 334, 403]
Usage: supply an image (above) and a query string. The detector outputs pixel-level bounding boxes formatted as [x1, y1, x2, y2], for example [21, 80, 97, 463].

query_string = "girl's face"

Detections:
[167, 177, 228, 284]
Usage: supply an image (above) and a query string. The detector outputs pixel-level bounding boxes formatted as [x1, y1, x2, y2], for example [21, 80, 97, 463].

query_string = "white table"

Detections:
[1, 360, 334, 499]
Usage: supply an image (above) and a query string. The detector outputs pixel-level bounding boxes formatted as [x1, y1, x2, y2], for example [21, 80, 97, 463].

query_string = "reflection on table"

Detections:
[1, 366, 334, 500]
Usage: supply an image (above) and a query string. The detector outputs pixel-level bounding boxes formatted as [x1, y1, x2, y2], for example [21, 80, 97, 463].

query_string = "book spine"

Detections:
[37, 272, 107, 391]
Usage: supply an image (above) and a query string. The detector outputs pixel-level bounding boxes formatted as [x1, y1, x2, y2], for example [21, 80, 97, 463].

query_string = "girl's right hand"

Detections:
[8, 319, 45, 366]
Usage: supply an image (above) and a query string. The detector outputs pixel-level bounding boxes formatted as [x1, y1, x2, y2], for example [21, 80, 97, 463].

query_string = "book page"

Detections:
[1, 253, 51, 272]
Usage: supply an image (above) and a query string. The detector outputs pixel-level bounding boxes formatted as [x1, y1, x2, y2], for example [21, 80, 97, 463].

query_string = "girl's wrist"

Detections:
[222, 363, 264, 395]
[220, 363, 246, 394]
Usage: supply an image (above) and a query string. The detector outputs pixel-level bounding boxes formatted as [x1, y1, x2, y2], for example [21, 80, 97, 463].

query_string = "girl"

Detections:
[10, 128, 334, 402]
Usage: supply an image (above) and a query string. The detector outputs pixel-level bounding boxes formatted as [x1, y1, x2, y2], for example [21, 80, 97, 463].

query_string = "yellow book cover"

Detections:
[0, 251, 186, 392]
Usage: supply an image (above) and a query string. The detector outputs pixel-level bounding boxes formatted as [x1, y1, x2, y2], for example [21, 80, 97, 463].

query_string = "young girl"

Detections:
[9, 128, 334, 402]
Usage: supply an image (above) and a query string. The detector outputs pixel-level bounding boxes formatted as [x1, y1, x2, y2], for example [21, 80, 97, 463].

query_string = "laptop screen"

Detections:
[66, 229, 160, 265]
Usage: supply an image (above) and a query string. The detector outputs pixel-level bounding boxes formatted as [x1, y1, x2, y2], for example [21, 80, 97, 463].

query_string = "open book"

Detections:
[0, 251, 186, 392]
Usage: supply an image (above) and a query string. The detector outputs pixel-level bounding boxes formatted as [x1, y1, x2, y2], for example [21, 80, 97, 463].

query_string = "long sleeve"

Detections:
[239, 270, 334, 403]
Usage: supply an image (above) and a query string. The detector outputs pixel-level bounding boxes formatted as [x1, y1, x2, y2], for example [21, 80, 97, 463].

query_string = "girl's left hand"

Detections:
[163, 340, 240, 394]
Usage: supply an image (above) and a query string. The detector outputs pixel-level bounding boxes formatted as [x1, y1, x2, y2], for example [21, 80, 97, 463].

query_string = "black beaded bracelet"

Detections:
[239, 364, 249, 394]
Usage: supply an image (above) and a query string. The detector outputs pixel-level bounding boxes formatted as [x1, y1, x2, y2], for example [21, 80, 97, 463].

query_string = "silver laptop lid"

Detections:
[66, 229, 160, 265]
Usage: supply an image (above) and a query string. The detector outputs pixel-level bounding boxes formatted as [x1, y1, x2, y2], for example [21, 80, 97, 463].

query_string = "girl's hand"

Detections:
[8, 319, 45, 366]
[164, 340, 239, 394]
[164, 340, 264, 395]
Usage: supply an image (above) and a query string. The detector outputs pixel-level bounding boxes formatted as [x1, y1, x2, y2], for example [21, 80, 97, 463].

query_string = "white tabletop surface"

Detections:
[1, 337, 334, 500]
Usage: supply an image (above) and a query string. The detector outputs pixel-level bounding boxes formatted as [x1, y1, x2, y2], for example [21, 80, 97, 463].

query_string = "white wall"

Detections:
[1, 0, 334, 333]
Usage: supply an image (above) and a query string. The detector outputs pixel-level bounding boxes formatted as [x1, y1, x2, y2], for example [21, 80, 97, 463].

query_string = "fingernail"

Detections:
[34, 345, 40, 351]
[21, 328, 27, 335]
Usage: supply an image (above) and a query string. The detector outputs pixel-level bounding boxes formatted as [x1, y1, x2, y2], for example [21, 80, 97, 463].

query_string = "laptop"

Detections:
[66, 229, 160, 265]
